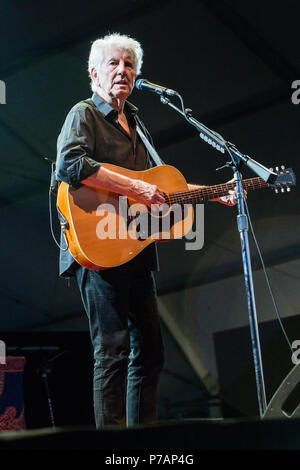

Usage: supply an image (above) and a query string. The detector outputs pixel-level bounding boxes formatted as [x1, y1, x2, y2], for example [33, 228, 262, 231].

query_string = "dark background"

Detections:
[0, 0, 299, 428]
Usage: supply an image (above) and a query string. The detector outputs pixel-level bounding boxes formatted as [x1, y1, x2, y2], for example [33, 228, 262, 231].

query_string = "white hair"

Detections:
[88, 33, 143, 92]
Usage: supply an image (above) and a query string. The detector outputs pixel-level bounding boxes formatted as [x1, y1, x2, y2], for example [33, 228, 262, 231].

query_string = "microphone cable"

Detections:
[45, 158, 69, 251]
[242, 191, 294, 354]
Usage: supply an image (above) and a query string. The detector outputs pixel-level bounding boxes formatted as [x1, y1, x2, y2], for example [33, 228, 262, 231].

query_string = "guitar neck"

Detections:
[167, 177, 268, 205]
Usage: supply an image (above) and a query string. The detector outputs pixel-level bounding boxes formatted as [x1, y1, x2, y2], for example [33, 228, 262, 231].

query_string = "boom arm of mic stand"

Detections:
[159, 95, 277, 183]
[160, 95, 226, 154]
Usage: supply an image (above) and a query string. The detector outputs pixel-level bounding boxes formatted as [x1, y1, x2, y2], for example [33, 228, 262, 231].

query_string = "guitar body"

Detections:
[57, 164, 194, 270]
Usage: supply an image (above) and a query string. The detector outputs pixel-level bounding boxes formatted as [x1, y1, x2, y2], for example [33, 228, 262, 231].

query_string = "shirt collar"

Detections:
[92, 92, 138, 120]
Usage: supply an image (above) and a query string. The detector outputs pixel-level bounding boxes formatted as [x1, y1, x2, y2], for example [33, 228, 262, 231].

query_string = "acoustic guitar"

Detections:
[57, 163, 295, 270]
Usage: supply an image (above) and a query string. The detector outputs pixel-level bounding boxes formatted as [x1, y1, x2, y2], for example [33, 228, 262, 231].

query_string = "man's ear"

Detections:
[91, 67, 100, 87]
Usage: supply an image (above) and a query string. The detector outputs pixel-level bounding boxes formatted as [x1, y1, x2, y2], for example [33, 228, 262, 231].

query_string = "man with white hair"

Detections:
[56, 33, 237, 428]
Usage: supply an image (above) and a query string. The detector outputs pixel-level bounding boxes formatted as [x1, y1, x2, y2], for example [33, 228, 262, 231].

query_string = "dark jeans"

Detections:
[76, 260, 165, 428]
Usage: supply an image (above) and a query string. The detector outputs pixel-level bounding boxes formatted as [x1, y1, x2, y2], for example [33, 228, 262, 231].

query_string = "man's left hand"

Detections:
[215, 178, 246, 206]
[217, 178, 238, 206]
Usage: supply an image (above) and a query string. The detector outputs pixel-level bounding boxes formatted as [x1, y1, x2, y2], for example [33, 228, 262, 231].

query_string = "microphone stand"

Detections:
[159, 92, 274, 418]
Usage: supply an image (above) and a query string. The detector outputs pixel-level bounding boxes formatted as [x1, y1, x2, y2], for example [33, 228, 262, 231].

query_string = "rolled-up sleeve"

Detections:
[56, 104, 101, 188]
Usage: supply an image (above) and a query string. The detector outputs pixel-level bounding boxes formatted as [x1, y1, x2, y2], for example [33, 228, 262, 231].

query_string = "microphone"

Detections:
[135, 79, 178, 96]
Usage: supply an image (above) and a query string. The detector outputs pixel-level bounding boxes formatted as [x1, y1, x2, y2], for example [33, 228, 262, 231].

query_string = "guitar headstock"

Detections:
[269, 166, 296, 193]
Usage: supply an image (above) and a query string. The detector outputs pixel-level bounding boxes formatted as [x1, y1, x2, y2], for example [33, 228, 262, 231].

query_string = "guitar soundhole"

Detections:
[127, 206, 181, 241]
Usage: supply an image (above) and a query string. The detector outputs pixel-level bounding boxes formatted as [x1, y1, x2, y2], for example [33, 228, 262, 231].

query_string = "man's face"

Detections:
[94, 47, 137, 102]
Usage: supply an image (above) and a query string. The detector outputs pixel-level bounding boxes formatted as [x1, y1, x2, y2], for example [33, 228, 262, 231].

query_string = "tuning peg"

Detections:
[281, 188, 285, 193]
[281, 165, 285, 170]
[270, 167, 274, 172]
[274, 188, 279, 193]
[276, 166, 279, 172]
[287, 187, 291, 192]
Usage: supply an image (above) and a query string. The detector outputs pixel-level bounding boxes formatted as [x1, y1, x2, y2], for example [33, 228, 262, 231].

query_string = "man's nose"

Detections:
[117, 61, 126, 75]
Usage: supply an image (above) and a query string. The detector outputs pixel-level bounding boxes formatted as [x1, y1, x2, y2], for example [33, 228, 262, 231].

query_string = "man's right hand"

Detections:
[129, 179, 165, 209]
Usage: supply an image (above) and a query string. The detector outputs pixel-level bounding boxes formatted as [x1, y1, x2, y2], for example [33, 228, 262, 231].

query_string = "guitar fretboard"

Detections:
[165, 177, 268, 206]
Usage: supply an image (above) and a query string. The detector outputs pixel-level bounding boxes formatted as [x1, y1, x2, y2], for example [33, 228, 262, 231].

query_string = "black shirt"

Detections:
[56, 92, 159, 277]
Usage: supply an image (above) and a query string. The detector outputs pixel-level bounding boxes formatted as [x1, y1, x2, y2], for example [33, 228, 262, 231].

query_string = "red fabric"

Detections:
[0, 356, 26, 431]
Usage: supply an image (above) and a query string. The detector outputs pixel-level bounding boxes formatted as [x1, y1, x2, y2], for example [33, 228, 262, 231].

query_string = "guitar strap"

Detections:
[135, 118, 164, 167]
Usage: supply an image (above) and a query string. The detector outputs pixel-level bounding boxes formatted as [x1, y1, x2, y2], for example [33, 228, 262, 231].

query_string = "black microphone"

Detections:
[135, 79, 178, 96]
